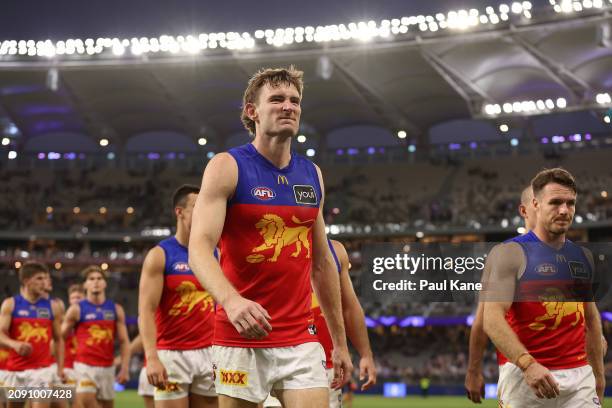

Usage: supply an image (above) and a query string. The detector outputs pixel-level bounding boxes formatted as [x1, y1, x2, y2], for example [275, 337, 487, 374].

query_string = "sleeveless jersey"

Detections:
[64, 333, 78, 369]
[0, 346, 9, 370]
[215, 143, 322, 347]
[7, 295, 54, 371]
[497, 231, 591, 369]
[75, 299, 116, 367]
[312, 239, 341, 368]
[155, 236, 215, 350]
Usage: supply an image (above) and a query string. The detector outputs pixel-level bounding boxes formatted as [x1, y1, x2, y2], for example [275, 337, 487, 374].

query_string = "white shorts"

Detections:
[5, 365, 54, 388]
[262, 394, 282, 407]
[498, 363, 598, 408]
[212, 342, 328, 404]
[326, 368, 342, 408]
[0, 369, 8, 387]
[155, 347, 216, 400]
[138, 367, 155, 397]
[63, 367, 78, 387]
[74, 362, 115, 401]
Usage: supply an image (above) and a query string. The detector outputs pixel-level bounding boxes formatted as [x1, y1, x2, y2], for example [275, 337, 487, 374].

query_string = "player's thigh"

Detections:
[74, 392, 98, 408]
[276, 388, 328, 408]
[189, 393, 218, 408]
[154, 396, 189, 408]
[142, 396, 155, 408]
[556, 366, 598, 408]
[98, 400, 113, 408]
[218, 395, 257, 408]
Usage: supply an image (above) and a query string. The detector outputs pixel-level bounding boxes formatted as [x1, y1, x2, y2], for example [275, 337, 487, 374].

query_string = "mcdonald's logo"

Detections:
[556, 254, 567, 263]
[277, 175, 289, 185]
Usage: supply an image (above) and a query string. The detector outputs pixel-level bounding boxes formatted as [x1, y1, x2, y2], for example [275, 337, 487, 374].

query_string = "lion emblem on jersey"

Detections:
[248, 214, 313, 263]
[86, 324, 113, 345]
[528, 302, 584, 331]
[169, 281, 214, 316]
[17, 322, 48, 343]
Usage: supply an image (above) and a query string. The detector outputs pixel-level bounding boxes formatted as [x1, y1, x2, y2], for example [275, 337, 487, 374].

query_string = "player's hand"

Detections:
[358, 354, 377, 391]
[113, 355, 121, 368]
[595, 374, 605, 405]
[146, 356, 168, 388]
[116, 367, 129, 384]
[224, 295, 272, 340]
[330, 345, 353, 390]
[57, 368, 66, 384]
[11, 341, 32, 356]
[465, 369, 485, 403]
[523, 362, 559, 399]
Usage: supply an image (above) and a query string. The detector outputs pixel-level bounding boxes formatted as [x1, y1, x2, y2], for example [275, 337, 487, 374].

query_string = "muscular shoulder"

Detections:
[203, 152, 238, 197]
[331, 240, 349, 266]
[0, 297, 15, 314]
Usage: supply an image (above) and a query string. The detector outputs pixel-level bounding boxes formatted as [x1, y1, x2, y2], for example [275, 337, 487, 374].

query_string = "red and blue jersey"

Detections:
[75, 299, 116, 367]
[155, 236, 215, 350]
[64, 333, 77, 369]
[7, 295, 54, 371]
[497, 231, 591, 369]
[215, 143, 322, 347]
[312, 239, 341, 368]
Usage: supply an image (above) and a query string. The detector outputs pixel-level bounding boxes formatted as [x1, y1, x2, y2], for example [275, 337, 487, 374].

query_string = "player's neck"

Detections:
[252, 135, 292, 169]
[174, 228, 189, 248]
[533, 225, 565, 249]
[21, 289, 41, 304]
[87, 293, 106, 305]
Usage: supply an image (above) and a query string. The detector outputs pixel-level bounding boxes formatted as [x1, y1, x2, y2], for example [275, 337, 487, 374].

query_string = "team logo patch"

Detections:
[103, 310, 115, 320]
[220, 370, 248, 386]
[569, 261, 590, 279]
[156, 382, 182, 393]
[293, 185, 317, 205]
[593, 397, 601, 406]
[308, 324, 317, 335]
[535, 263, 557, 276]
[85, 313, 97, 320]
[36, 308, 50, 319]
[251, 186, 276, 201]
[173, 262, 191, 273]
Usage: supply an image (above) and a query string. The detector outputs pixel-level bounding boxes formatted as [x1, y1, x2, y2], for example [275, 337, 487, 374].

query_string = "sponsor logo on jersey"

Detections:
[251, 186, 276, 201]
[173, 262, 191, 273]
[293, 185, 317, 205]
[220, 370, 248, 386]
[569, 261, 589, 279]
[535, 263, 557, 276]
[277, 175, 289, 185]
[103, 310, 115, 321]
[308, 324, 317, 336]
[85, 313, 97, 320]
[36, 308, 50, 319]
[17, 310, 29, 317]
[155, 382, 182, 394]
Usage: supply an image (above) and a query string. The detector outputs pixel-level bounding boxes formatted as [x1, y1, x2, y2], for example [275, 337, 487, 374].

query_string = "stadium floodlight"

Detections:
[500, 124, 509, 132]
[1, 137, 9, 146]
[99, 138, 109, 147]
[46, 206, 53, 214]
[306, 148, 316, 157]
[73, 207, 80, 214]
[602, 191, 608, 198]
[596, 92, 611, 104]
[604, 115, 611, 123]
[99, 207, 107, 215]
[512, 2, 523, 13]
[510, 137, 519, 146]
[297, 135, 307, 143]
[499, 3, 511, 13]
[397, 130, 407, 139]
[556, 97, 567, 108]
[126, 207, 135, 214]
[198, 137, 207, 146]
[408, 144, 416, 152]
[416, 231, 424, 238]
[7, 151, 17, 160]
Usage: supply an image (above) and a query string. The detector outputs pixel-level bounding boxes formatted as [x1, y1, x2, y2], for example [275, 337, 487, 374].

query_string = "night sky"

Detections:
[1, 0, 551, 40]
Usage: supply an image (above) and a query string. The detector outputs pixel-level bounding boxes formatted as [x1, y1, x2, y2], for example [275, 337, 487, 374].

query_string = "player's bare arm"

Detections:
[0, 298, 31, 355]
[51, 299, 66, 381]
[189, 152, 272, 340]
[465, 302, 487, 403]
[334, 240, 377, 391]
[138, 246, 168, 388]
[483, 243, 560, 400]
[61, 303, 80, 340]
[115, 303, 131, 384]
[310, 166, 352, 388]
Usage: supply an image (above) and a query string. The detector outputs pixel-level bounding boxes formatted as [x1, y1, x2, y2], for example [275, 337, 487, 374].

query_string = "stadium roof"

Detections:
[0, 1, 611, 153]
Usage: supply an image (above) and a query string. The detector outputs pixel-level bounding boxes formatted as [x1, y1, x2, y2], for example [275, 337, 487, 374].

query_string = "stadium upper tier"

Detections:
[1, 149, 610, 236]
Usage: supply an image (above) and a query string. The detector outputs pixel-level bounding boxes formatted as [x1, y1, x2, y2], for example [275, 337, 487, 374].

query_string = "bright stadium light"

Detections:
[198, 137, 207, 146]
[306, 148, 316, 157]
[510, 137, 519, 146]
[99, 138, 109, 147]
[556, 97, 567, 108]
[7, 151, 17, 160]
[596, 93, 611, 104]
[500, 124, 509, 132]
[604, 115, 611, 124]
[1, 137, 9, 146]
[297, 135, 307, 143]
[397, 130, 407, 139]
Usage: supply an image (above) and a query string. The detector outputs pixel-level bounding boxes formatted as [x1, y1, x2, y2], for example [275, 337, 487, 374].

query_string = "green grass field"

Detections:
[115, 390, 498, 407]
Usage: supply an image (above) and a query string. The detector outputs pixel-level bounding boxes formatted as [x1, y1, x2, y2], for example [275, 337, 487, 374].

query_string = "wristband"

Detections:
[516, 352, 536, 371]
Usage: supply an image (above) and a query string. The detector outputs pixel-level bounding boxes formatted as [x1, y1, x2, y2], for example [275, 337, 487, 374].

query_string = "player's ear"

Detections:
[518, 204, 527, 218]
[245, 102, 258, 122]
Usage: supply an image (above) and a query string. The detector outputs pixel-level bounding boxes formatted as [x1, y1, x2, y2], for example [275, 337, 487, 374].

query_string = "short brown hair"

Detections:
[172, 184, 200, 209]
[18, 261, 48, 284]
[68, 283, 85, 295]
[531, 168, 577, 197]
[81, 265, 107, 281]
[241, 66, 304, 135]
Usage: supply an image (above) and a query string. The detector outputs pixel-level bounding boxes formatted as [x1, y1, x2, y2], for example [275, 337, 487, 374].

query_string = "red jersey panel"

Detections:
[155, 236, 215, 350]
[64, 333, 77, 369]
[311, 295, 333, 369]
[75, 299, 116, 367]
[7, 295, 54, 371]
[0, 347, 9, 370]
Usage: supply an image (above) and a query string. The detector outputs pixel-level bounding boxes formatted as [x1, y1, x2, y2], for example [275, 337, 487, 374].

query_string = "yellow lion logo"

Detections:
[529, 302, 584, 331]
[86, 324, 113, 345]
[169, 281, 214, 316]
[248, 214, 313, 263]
[17, 322, 48, 343]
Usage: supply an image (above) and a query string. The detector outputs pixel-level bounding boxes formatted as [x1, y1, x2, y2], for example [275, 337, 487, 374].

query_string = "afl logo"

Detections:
[535, 263, 557, 276]
[251, 186, 276, 201]
[173, 262, 190, 272]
